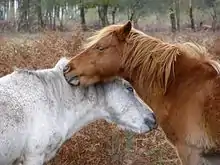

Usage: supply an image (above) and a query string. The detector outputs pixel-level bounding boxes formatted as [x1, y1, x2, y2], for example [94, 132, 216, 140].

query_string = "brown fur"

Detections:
[65, 21, 220, 164]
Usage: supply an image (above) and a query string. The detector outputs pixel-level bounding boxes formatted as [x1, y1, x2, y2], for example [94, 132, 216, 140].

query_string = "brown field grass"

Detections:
[0, 29, 219, 165]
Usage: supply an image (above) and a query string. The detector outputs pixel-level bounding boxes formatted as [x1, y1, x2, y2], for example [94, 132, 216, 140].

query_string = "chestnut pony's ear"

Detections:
[116, 21, 132, 41]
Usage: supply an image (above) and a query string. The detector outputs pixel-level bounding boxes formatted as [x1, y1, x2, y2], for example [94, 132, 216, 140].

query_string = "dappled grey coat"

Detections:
[0, 57, 156, 165]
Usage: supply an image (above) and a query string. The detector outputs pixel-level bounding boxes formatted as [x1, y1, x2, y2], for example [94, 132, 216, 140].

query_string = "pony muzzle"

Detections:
[63, 64, 71, 74]
[144, 113, 158, 131]
[64, 74, 80, 86]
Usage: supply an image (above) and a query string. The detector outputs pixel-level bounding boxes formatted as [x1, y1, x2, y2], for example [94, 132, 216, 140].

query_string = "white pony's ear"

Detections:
[54, 57, 70, 70]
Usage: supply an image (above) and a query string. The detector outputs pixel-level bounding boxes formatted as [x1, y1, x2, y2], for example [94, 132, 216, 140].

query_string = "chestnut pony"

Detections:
[64, 21, 220, 165]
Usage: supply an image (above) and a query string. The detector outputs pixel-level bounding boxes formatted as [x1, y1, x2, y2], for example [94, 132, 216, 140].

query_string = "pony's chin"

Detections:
[104, 119, 148, 134]
[117, 125, 145, 134]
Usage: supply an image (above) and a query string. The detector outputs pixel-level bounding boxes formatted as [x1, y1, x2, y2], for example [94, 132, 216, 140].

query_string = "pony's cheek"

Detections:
[80, 76, 101, 86]
[89, 61, 104, 76]
[90, 60, 98, 68]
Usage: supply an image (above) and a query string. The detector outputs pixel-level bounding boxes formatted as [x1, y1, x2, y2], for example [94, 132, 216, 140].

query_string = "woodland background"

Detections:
[0, 0, 220, 165]
[0, 0, 220, 33]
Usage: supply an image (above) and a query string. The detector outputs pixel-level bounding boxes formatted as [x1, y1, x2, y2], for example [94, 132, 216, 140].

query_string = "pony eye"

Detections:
[96, 46, 105, 51]
[126, 86, 133, 92]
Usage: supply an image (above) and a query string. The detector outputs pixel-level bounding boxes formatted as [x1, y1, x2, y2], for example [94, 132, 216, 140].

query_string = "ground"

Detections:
[0, 29, 219, 165]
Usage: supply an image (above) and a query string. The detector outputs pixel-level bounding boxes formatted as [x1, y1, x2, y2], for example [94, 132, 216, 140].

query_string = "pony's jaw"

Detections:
[115, 121, 155, 134]
[104, 118, 146, 133]
[65, 72, 120, 86]
[64, 42, 123, 86]
[105, 112, 157, 134]
[79, 76, 102, 86]
[65, 70, 102, 86]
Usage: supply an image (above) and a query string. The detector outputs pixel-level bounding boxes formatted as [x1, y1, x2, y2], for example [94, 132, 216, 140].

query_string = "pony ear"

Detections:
[116, 21, 132, 41]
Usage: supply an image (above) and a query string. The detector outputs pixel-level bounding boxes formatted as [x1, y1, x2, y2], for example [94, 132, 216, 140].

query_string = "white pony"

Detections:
[0, 57, 157, 165]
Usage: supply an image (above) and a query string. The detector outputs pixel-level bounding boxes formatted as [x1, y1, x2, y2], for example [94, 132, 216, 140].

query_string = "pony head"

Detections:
[98, 79, 157, 133]
[54, 57, 158, 133]
[63, 21, 133, 86]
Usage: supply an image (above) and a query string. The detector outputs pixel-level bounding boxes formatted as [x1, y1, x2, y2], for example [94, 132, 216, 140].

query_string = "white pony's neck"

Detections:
[11, 58, 109, 140]
[30, 62, 108, 139]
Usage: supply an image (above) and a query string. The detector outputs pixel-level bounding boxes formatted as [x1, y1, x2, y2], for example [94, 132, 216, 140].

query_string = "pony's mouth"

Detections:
[65, 75, 80, 86]
[117, 122, 154, 134]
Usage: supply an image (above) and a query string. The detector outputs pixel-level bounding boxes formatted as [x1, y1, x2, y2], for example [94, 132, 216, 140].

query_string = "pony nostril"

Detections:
[151, 113, 156, 122]
[63, 65, 71, 73]
[144, 113, 157, 130]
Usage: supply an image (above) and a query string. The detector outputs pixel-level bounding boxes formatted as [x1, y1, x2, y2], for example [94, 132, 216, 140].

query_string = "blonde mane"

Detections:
[84, 25, 220, 94]
[122, 30, 180, 94]
[83, 25, 120, 49]
[121, 29, 219, 94]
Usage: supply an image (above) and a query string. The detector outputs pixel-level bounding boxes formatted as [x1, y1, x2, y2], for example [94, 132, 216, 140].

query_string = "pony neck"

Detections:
[64, 105, 106, 139]
[121, 45, 218, 121]
[62, 85, 108, 139]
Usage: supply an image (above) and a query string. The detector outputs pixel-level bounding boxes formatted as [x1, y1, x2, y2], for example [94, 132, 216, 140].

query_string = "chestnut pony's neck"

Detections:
[119, 30, 218, 114]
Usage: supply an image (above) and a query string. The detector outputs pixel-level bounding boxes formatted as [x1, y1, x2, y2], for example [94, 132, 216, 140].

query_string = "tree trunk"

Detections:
[14, 0, 18, 29]
[48, 11, 52, 29]
[211, 6, 217, 32]
[55, 5, 59, 19]
[175, 0, 180, 31]
[79, 0, 86, 31]
[3, 0, 9, 20]
[25, 0, 29, 31]
[189, 0, 195, 31]
[6, 0, 14, 31]
[103, 4, 109, 26]
[97, 6, 102, 25]
[133, 18, 139, 29]
[129, 9, 134, 21]
[0, 10, 3, 20]
[52, 6, 56, 30]
[8, 0, 12, 21]
[59, 7, 64, 31]
[127, 8, 130, 20]
[129, 7, 139, 28]
[98, 4, 109, 27]
[169, 7, 176, 32]
[112, 7, 117, 24]
[36, 0, 44, 30]
[10, 0, 15, 24]
[17, 0, 30, 32]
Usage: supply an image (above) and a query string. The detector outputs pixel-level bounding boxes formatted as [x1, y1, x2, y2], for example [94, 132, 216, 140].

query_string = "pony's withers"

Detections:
[64, 21, 220, 165]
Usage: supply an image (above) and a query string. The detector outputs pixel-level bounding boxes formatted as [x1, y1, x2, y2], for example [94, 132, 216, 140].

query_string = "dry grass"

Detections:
[0, 29, 218, 165]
